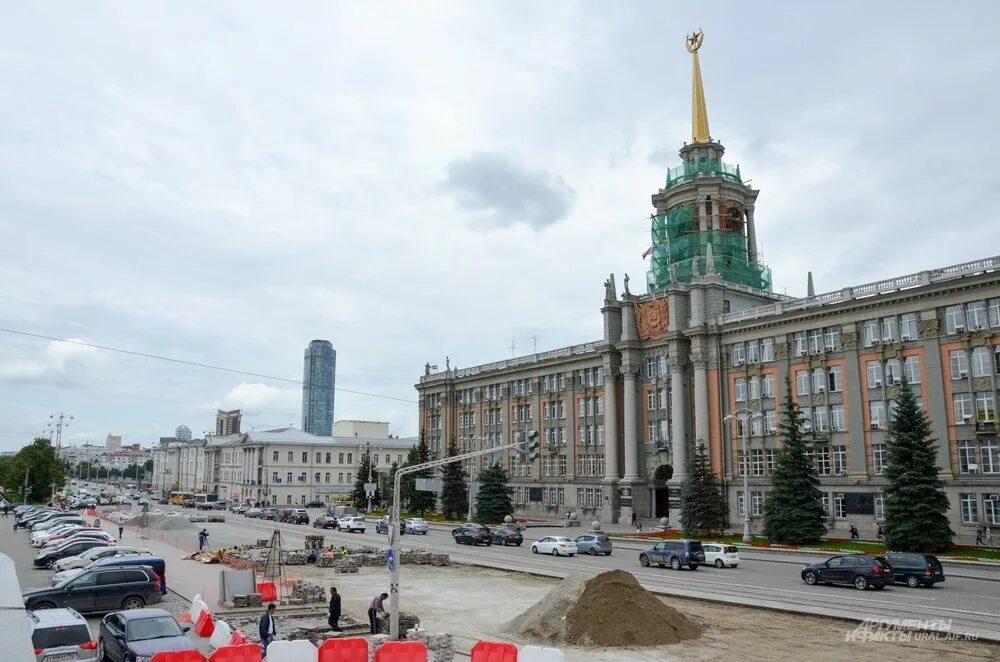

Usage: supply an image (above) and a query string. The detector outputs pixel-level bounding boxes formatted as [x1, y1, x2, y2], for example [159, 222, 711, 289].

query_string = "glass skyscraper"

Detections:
[302, 339, 336, 436]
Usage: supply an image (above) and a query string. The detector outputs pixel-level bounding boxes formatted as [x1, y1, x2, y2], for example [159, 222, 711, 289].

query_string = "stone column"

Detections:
[670, 357, 688, 480]
[622, 366, 640, 481]
[692, 353, 709, 449]
[603, 368, 619, 481]
[746, 206, 758, 265]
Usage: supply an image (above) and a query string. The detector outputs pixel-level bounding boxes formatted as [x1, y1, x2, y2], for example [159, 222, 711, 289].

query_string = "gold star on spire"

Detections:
[686, 29, 710, 144]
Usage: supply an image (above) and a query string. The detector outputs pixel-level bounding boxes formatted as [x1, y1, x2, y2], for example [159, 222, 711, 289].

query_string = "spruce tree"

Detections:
[763, 378, 827, 544]
[680, 442, 728, 536]
[884, 378, 953, 552]
[403, 431, 436, 515]
[352, 449, 380, 509]
[475, 464, 513, 524]
[440, 440, 469, 520]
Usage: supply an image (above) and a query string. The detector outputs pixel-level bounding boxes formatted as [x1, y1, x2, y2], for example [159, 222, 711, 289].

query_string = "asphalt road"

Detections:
[150, 505, 1000, 641]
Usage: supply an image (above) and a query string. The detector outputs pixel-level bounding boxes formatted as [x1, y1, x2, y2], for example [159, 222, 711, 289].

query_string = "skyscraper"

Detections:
[175, 425, 192, 442]
[302, 340, 336, 436]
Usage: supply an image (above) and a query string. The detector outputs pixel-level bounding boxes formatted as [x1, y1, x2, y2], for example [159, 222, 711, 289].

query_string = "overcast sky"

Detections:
[1, 2, 998, 451]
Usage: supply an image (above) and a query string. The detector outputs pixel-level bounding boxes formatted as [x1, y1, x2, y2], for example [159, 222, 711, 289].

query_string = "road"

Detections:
[152, 506, 1000, 641]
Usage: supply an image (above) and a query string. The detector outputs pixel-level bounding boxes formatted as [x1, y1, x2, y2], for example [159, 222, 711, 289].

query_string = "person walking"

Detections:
[876, 523, 884, 542]
[631, 511, 637, 528]
[198, 528, 209, 551]
[976, 525, 985, 546]
[258, 603, 278, 655]
[368, 592, 388, 635]
[327, 586, 342, 632]
[118, 523, 125, 539]
[849, 522, 859, 540]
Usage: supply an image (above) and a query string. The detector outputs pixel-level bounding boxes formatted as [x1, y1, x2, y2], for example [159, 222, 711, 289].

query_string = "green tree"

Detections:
[2, 438, 67, 503]
[352, 449, 380, 509]
[884, 379, 953, 552]
[475, 464, 512, 524]
[403, 431, 435, 515]
[680, 442, 728, 536]
[440, 440, 469, 520]
[763, 379, 827, 544]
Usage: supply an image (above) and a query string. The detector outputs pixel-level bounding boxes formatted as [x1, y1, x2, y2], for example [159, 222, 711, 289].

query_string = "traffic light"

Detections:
[526, 430, 540, 462]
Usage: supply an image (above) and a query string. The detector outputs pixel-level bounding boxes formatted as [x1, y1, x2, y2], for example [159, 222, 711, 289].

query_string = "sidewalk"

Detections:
[132, 527, 227, 606]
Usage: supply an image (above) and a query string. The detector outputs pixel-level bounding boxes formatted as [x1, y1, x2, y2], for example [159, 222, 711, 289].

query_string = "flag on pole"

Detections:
[642, 245, 655, 259]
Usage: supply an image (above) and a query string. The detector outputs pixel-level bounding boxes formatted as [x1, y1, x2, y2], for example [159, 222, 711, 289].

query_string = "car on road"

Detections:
[339, 516, 366, 533]
[403, 518, 429, 535]
[230, 503, 247, 514]
[31, 523, 88, 545]
[40, 531, 115, 551]
[800, 554, 892, 591]
[23, 565, 163, 614]
[262, 508, 278, 520]
[702, 543, 739, 568]
[885, 552, 945, 588]
[531, 536, 578, 556]
[574, 534, 612, 556]
[305, 501, 325, 508]
[27, 607, 98, 662]
[313, 516, 338, 529]
[639, 540, 705, 570]
[35, 540, 113, 569]
[97, 608, 191, 662]
[53, 546, 150, 572]
[491, 528, 523, 546]
[375, 517, 389, 534]
[452, 523, 492, 546]
[286, 509, 310, 525]
[244, 507, 262, 518]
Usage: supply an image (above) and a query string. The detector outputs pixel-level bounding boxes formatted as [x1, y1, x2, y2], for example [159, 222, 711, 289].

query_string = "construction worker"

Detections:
[198, 528, 209, 551]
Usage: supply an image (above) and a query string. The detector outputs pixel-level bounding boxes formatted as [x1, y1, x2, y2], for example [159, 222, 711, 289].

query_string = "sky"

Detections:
[1, 2, 999, 451]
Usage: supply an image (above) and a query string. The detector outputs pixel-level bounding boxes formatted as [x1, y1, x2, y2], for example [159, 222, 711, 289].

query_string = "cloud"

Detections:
[0, 340, 106, 386]
[441, 151, 574, 230]
[204, 382, 301, 421]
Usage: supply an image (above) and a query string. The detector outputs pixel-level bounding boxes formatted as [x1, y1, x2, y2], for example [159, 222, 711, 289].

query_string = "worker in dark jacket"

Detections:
[328, 586, 342, 632]
[258, 603, 278, 654]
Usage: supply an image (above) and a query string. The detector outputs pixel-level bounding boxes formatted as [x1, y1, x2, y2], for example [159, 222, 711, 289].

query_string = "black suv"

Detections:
[639, 539, 705, 570]
[886, 552, 945, 588]
[287, 509, 310, 524]
[98, 607, 191, 662]
[801, 554, 892, 591]
[452, 523, 492, 546]
[23, 565, 163, 614]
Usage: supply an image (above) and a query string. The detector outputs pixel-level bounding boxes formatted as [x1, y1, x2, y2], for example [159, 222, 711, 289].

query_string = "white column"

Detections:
[693, 354, 709, 453]
[670, 358, 688, 480]
[622, 367, 640, 481]
[603, 370, 619, 481]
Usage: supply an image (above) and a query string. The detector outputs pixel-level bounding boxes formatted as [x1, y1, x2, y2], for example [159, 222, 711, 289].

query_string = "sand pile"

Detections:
[504, 570, 701, 647]
[148, 515, 198, 531]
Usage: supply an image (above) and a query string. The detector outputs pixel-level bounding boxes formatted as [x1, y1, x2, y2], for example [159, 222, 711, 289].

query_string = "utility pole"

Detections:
[530, 334, 539, 354]
[47, 412, 74, 450]
[22, 467, 30, 505]
[508, 340, 517, 358]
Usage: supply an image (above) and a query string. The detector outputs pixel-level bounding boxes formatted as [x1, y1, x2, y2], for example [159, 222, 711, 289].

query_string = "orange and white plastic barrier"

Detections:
[209, 620, 233, 648]
[263, 639, 318, 662]
[209, 643, 262, 662]
[470, 641, 518, 662]
[374, 641, 427, 662]
[317, 637, 369, 662]
[516, 646, 565, 662]
[150, 651, 207, 662]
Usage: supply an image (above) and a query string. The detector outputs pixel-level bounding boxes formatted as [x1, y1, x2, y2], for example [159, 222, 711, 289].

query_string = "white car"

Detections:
[53, 545, 150, 571]
[702, 543, 740, 568]
[531, 536, 578, 557]
[339, 516, 366, 533]
[31, 524, 82, 544]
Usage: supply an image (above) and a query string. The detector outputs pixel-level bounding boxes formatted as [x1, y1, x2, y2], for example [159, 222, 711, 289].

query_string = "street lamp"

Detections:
[723, 408, 763, 544]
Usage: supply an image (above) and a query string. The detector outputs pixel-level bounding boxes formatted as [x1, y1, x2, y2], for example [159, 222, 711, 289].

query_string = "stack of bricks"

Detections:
[232, 593, 263, 609]
[304, 535, 325, 550]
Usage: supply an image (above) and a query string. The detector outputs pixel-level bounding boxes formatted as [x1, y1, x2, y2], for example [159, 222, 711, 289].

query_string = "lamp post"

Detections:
[723, 408, 762, 544]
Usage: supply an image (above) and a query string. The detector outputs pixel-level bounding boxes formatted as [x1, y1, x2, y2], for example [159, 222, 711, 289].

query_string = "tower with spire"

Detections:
[645, 30, 771, 293]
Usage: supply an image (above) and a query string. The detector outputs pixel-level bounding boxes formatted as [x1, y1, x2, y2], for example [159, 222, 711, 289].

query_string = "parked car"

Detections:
[35, 540, 113, 569]
[286, 509, 310, 525]
[375, 517, 389, 535]
[32, 523, 88, 545]
[573, 534, 612, 556]
[491, 528, 524, 546]
[403, 518, 429, 535]
[702, 543, 739, 568]
[40, 531, 115, 551]
[885, 552, 945, 588]
[244, 507, 262, 518]
[211, 501, 227, 511]
[27, 607, 98, 662]
[639, 540, 705, 570]
[313, 516, 338, 529]
[23, 565, 163, 614]
[452, 523, 492, 546]
[531, 536, 578, 556]
[305, 501, 325, 508]
[97, 608, 190, 662]
[230, 504, 247, 514]
[339, 516, 366, 533]
[54, 546, 150, 572]
[800, 554, 892, 590]
[262, 508, 278, 520]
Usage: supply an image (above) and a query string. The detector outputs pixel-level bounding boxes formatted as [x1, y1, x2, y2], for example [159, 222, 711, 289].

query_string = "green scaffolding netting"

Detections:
[645, 204, 772, 292]
[665, 158, 742, 189]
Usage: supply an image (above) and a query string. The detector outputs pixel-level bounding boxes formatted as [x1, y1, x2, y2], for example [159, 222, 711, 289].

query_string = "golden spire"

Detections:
[686, 29, 710, 144]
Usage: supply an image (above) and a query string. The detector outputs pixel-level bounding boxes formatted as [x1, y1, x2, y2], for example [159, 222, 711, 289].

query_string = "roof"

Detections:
[117, 608, 174, 621]
[208, 428, 416, 449]
[27, 608, 85, 627]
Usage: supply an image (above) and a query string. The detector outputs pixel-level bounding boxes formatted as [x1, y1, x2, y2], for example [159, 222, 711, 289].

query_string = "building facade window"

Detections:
[900, 313, 918, 340]
[750, 491, 764, 516]
[960, 493, 978, 524]
[975, 392, 996, 422]
[872, 444, 886, 475]
[972, 347, 992, 378]
[834, 493, 846, 519]
[954, 393, 973, 423]
[870, 401, 886, 429]
[967, 300, 988, 330]
[866, 361, 882, 389]
[903, 356, 921, 384]
[945, 305, 965, 334]
[874, 493, 885, 521]
[862, 320, 879, 346]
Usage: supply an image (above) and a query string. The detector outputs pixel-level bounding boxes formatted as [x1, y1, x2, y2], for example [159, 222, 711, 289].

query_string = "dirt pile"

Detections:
[503, 569, 701, 647]
[148, 515, 197, 531]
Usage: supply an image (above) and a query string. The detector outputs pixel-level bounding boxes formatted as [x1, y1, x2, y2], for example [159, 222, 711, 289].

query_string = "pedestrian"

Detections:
[514, 521, 523, 535]
[849, 522, 859, 540]
[987, 526, 994, 549]
[118, 523, 124, 539]
[631, 511, 637, 528]
[198, 528, 209, 551]
[876, 523, 884, 542]
[258, 603, 278, 655]
[368, 592, 388, 635]
[976, 525, 985, 546]
[328, 586, 342, 632]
